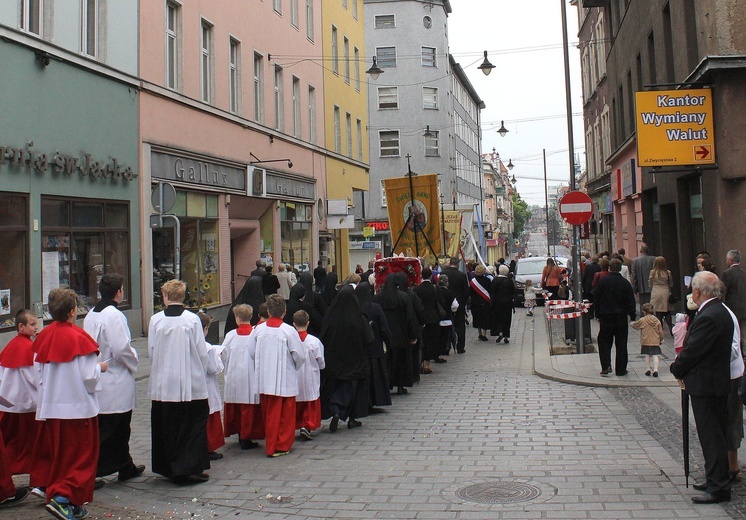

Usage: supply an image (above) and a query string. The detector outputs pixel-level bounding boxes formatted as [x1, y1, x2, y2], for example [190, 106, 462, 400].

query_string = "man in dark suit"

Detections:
[719, 249, 746, 482]
[413, 267, 441, 373]
[313, 260, 327, 293]
[670, 271, 734, 504]
[251, 259, 267, 278]
[581, 255, 601, 319]
[361, 260, 375, 285]
[592, 258, 636, 376]
[442, 257, 469, 354]
[630, 245, 655, 315]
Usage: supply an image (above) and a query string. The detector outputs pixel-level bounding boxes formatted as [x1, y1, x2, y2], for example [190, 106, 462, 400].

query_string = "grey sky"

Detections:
[448, 0, 585, 206]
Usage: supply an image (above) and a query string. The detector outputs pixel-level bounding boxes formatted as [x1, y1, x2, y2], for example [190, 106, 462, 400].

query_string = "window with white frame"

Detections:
[380, 179, 387, 207]
[601, 105, 611, 164]
[333, 106, 341, 153]
[425, 130, 439, 157]
[376, 46, 396, 68]
[593, 117, 602, 176]
[253, 52, 264, 122]
[305, 0, 314, 40]
[81, 0, 97, 57]
[308, 85, 316, 143]
[356, 118, 363, 161]
[354, 47, 360, 90]
[274, 65, 284, 130]
[292, 76, 301, 138]
[332, 26, 338, 74]
[596, 13, 607, 77]
[273, 0, 282, 14]
[374, 14, 395, 29]
[166, 2, 180, 90]
[201, 20, 214, 103]
[229, 38, 240, 114]
[423, 86, 438, 109]
[343, 37, 350, 83]
[421, 46, 436, 67]
[377, 87, 398, 109]
[22, 0, 43, 36]
[290, 0, 299, 27]
[346, 113, 352, 158]
[379, 130, 399, 157]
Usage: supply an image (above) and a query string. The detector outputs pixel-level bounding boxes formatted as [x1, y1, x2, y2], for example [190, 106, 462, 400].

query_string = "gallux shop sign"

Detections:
[0, 142, 136, 181]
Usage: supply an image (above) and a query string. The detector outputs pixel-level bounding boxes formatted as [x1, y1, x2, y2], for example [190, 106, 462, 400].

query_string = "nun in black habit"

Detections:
[224, 275, 264, 335]
[321, 272, 339, 307]
[283, 283, 324, 336]
[299, 271, 327, 318]
[355, 282, 392, 408]
[373, 273, 418, 395]
[319, 285, 372, 431]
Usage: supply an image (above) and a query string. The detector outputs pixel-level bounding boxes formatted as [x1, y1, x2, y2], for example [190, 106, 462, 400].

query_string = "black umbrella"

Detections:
[681, 388, 690, 487]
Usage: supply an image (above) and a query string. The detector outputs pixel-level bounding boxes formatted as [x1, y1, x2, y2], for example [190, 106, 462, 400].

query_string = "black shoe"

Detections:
[495, 334, 503, 343]
[616, 371, 628, 376]
[600, 368, 612, 375]
[173, 473, 209, 485]
[208, 452, 224, 460]
[94, 478, 106, 490]
[434, 358, 447, 364]
[692, 482, 707, 492]
[239, 439, 259, 450]
[0, 487, 29, 507]
[369, 407, 386, 414]
[691, 491, 730, 504]
[329, 414, 340, 433]
[396, 387, 408, 395]
[457, 350, 465, 354]
[504, 337, 509, 344]
[348, 418, 362, 429]
[118, 463, 146, 481]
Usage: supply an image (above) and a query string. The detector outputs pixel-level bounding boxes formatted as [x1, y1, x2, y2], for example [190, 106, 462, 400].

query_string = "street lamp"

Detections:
[497, 120, 509, 137]
[365, 56, 384, 80]
[477, 50, 495, 76]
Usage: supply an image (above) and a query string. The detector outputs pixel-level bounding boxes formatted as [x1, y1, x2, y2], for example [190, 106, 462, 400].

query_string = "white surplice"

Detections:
[0, 363, 39, 413]
[296, 334, 325, 402]
[222, 330, 259, 405]
[147, 309, 209, 402]
[83, 305, 138, 413]
[36, 354, 101, 419]
[248, 322, 306, 397]
[205, 342, 225, 414]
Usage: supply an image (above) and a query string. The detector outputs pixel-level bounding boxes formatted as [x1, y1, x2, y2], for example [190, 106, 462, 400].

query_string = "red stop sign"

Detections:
[559, 191, 593, 226]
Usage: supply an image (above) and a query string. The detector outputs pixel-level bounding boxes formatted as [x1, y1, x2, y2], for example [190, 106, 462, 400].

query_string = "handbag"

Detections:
[668, 293, 679, 304]
[437, 301, 448, 320]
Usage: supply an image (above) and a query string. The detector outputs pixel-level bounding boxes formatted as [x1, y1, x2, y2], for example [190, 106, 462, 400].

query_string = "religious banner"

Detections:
[383, 173, 441, 258]
[443, 210, 461, 259]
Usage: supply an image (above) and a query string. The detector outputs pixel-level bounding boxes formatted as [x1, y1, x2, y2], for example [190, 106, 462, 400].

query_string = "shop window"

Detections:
[0, 194, 28, 330]
[40, 197, 130, 317]
[152, 191, 220, 310]
[280, 202, 312, 272]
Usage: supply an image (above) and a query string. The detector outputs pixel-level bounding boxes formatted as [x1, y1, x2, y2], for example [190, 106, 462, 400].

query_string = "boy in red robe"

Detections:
[0, 429, 29, 507]
[34, 289, 107, 520]
[0, 309, 52, 497]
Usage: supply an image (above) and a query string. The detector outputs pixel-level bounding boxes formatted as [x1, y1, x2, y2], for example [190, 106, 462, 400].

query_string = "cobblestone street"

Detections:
[9, 310, 746, 519]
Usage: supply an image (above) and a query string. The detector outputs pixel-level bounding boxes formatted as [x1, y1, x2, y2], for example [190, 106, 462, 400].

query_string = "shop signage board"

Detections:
[635, 88, 716, 167]
[362, 226, 375, 237]
[559, 191, 593, 226]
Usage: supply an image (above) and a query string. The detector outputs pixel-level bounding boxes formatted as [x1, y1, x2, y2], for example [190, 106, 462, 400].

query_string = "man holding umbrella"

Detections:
[670, 271, 734, 504]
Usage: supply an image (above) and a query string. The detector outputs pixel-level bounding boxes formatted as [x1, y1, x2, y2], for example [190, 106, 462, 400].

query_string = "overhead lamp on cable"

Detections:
[497, 120, 509, 137]
[510, 174, 517, 185]
[507, 159, 514, 170]
[423, 125, 434, 138]
[365, 56, 384, 80]
[477, 50, 495, 76]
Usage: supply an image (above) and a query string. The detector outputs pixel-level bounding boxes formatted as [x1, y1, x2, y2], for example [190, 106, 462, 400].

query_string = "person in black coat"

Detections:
[592, 258, 636, 376]
[374, 273, 418, 394]
[320, 286, 372, 431]
[413, 267, 440, 374]
[224, 276, 263, 335]
[489, 264, 515, 343]
[581, 255, 601, 319]
[442, 257, 469, 353]
[469, 265, 492, 341]
[436, 275, 458, 361]
[283, 283, 323, 336]
[396, 273, 424, 385]
[251, 259, 267, 278]
[321, 272, 338, 307]
[355, 282, 392, 409]
[312, 261, 327, 293]
[299, 272, 327, 319]
[262, 265, 280, 298]
[671, 271, 734, 504]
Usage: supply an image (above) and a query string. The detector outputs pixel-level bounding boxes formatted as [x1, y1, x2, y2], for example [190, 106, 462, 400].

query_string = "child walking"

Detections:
[198, 312, 225, 461]
[292, 310, 325, 441]
[523, 279, 537, 316]
[631, 303, 664, 377]
[671, 313, 688, 357]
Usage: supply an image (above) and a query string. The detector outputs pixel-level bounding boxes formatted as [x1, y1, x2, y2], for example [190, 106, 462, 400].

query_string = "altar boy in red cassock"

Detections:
[249, 295, 306, 457]
[0, 429, 29, 507]
[0, 309, 52, 497]
[293, 310, 325, 441]
[34, 288, 107, 520]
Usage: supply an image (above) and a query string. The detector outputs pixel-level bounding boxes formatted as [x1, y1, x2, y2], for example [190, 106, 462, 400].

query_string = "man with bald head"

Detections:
[671, 271, 734, 504]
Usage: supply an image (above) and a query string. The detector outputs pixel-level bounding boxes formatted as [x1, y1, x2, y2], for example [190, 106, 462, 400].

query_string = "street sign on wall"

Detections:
[635, 88, 716, 167]
[559, 191, 593, 226]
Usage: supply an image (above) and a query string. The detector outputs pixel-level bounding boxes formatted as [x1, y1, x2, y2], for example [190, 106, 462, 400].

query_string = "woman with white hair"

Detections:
[489, 264, 515, 344]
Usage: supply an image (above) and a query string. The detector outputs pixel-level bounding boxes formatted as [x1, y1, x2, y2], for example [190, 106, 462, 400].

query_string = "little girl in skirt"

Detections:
[631, 303, 664, 376]
[671, 313, 688, 356]
[523, 279, 537, 317]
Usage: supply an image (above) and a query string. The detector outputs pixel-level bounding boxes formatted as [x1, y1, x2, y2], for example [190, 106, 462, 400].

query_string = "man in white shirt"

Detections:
[276, 264, 294, 301]
[83, 273, 143, 489]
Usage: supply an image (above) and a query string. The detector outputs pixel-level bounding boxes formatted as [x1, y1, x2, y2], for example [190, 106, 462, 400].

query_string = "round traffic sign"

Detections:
[559, 191, 593, 226]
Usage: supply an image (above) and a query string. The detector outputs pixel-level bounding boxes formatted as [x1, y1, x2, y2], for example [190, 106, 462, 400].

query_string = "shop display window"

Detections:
[152, 190, 220, 309]
[0, 194, 28, 330]
[40, 197, 130, 318]
[280, 201, 312, 273]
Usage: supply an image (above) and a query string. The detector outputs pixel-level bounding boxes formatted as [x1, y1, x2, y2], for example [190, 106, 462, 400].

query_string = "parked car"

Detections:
[513, 256, 568, 306]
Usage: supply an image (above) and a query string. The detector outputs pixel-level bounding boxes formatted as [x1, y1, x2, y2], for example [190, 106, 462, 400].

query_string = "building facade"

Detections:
[0, 1, 141, 342]
[139, 0, 327, 322]
[577, 0, 746, 299]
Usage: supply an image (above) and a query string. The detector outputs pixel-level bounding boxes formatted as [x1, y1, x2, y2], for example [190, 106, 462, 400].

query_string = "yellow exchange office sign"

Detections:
[635, 88, 716, 167]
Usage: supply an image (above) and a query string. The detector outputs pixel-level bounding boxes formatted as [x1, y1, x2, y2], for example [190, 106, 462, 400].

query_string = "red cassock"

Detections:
[0, 430, 15, 500]
[294, 399, 321, 431]
[223, 403, 265, 440]
[206, 412, 225, 453]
